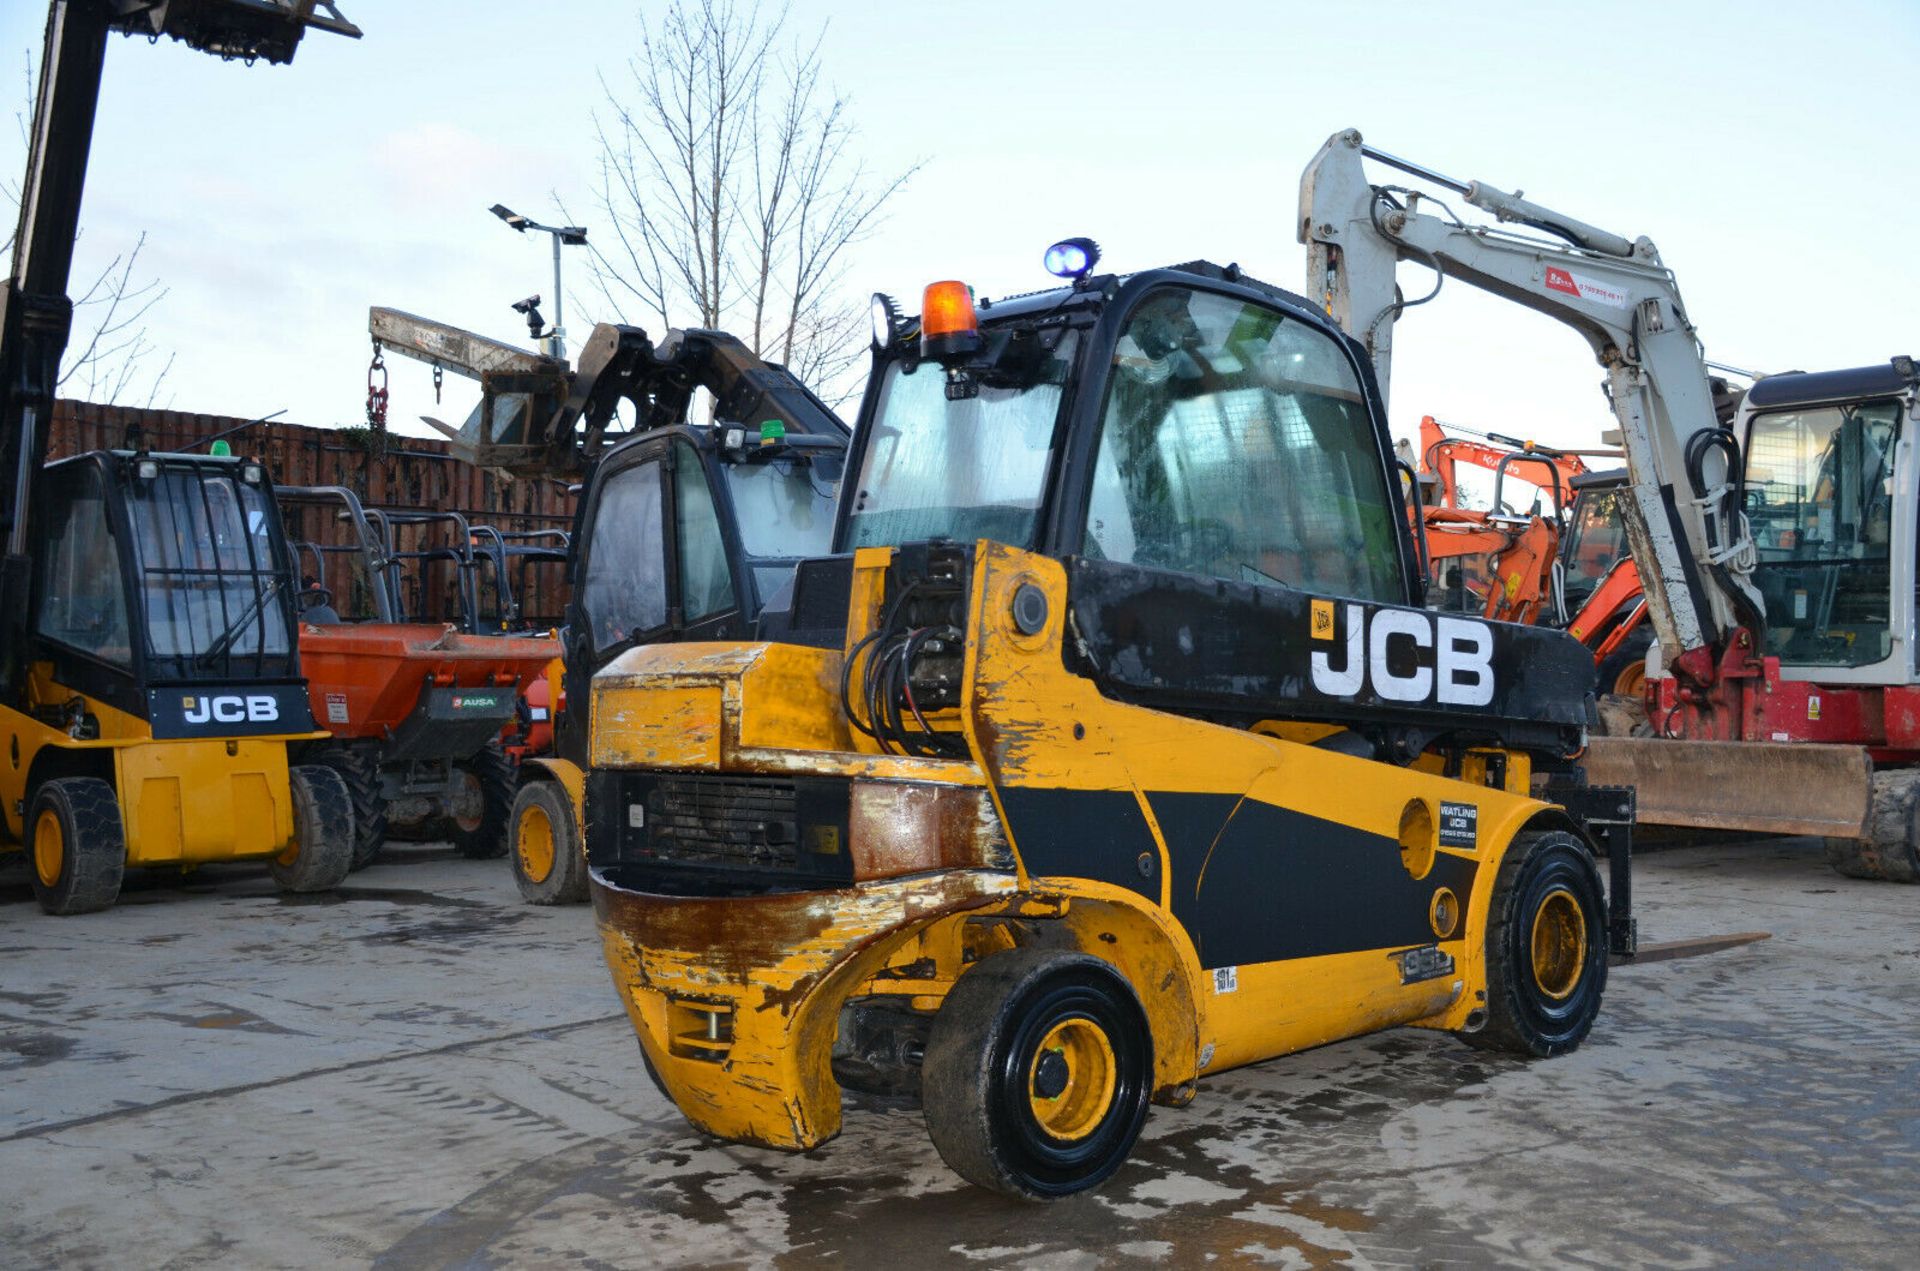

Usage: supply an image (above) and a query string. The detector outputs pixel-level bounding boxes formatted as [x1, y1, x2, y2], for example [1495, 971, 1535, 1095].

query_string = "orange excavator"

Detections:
[1412, 417, 1649, 693]
[1413, 415, 1589, 623]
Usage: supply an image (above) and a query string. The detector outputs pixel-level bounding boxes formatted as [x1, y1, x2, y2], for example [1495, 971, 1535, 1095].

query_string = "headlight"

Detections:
[848, 780, 1012, 879]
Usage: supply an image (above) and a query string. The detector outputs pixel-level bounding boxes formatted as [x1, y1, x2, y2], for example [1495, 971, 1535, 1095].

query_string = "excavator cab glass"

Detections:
[1560, 476, 1630, 614]
[1744, 398, 1903, 668]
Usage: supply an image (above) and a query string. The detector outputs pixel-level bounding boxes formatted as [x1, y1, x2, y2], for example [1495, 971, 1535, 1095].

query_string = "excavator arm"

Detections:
[1300, 129, 1758, 688]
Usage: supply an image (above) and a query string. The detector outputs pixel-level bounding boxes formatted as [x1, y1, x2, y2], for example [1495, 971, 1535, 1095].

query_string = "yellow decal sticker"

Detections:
[1504, 572, 1522, 601]
[1808, 695, 1821, 722]
[1311, 598, 1335, 640]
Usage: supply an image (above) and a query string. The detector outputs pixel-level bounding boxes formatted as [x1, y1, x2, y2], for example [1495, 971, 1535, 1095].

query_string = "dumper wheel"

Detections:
[1826, 770, 1920, 883]
[450, 742, 514, 860]
[309, 742, 388, 871]
[1462, 830, 1608, 1058]
[272, 765, 355, 893]
[922, 949, 1151, 1200]
[511, 778, 586, 904]
[28, 777, 126, 916]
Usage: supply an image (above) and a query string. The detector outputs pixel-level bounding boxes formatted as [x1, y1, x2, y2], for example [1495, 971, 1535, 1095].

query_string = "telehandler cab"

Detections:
[583, 249, 1634, 1198]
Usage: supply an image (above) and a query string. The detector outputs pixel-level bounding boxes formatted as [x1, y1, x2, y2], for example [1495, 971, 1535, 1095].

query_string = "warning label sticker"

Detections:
[324, 692, 348, 725]
[1544, 265, 1631, 309]
[1438, 801, 1479, 849]
[1212, 966, 1239, 995]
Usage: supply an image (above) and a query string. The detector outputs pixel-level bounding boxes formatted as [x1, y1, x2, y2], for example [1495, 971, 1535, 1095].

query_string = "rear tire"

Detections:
[450, 742, 514, 860]
[307, 741, 388, 871]
[1460, 830, 1608, 1058]
[510, 778, 586, 904]
[1826, 770, 1920, 882]
[272, 765, 355, 893]
[27, 777, 126, 916]
[921, 949, 1151, 1200]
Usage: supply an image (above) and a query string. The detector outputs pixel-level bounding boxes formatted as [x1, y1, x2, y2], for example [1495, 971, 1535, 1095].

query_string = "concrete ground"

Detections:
[1, 837, 1916, 1269]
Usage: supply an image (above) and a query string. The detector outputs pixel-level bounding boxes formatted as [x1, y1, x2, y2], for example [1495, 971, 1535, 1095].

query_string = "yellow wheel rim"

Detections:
[1530, 887, 1587, 1001]
[1612, 659, 1647, 697]
[33, 808, 64, 888]
[517, 803, 555, 884]
[1027, 1017, 1117, 1142]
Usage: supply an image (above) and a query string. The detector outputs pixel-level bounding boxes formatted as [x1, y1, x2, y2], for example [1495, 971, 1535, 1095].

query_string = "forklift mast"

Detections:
[1, 1, 358, 696]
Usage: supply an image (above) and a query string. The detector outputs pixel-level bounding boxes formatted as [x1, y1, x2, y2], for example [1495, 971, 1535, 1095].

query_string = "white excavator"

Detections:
[1300, 128, 1919, 880]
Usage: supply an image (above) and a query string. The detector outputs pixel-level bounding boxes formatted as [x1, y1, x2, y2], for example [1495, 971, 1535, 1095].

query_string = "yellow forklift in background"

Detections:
[582, 244, 1635, 1198]
[1, 3, 361, 913]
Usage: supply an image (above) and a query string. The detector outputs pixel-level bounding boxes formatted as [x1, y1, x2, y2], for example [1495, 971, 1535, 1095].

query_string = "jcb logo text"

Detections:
[182, 695, 280, 725]
[1310, 604, 1494, 707]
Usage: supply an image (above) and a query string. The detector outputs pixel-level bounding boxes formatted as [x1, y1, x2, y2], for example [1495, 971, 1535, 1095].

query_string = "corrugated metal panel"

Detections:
[50, 400, 576, 629]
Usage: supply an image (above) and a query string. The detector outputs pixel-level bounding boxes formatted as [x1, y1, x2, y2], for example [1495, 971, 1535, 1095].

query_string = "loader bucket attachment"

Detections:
[1583, 736, 1870, 838]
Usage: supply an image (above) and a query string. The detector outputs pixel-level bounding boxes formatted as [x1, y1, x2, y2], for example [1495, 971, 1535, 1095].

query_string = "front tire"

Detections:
[28, 777, 126, 916]
[449, 742, 514, 860]
[272, 765, 355, 893]
[510, 778, 586, 904]
[1461, 830, 1608, 1058]
[921, 949, 1151, 1200]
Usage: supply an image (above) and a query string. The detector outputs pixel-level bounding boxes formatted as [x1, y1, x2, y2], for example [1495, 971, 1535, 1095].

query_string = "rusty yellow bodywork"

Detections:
[589, 543, 1573, 1151]
[0, 664, 326, 866]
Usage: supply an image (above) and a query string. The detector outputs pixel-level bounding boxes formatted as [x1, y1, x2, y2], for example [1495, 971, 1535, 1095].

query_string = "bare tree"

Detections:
[4, 49, 173, 407]
[581, 0, 916, 402]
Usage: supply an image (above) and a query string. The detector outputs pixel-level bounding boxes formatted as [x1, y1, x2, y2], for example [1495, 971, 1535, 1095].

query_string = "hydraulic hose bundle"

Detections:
[840, 576, 970, 760]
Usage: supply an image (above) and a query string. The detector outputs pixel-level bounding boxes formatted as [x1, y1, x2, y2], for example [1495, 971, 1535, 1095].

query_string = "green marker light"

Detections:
[210, 440, 232, 457]
[759, 419, 786, 446]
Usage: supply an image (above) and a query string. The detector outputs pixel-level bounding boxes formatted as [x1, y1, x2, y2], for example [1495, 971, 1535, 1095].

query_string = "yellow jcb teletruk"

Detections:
[581, 245, 1635, 1198]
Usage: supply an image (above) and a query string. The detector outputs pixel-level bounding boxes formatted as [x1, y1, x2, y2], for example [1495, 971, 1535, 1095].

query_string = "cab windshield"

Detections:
[1745, 398, 1902, 668]
[844, 330, 1080, 550]
[126, 463, 293, 679]
[722, 449, 842, 604]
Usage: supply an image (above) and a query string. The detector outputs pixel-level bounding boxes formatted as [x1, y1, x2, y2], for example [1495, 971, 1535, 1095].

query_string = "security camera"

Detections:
[511, 295, 545, 338]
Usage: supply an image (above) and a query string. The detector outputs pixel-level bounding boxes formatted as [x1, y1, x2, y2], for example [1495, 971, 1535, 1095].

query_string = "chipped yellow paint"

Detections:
[594, 869, 1022, 1149]
[586, 539, 1585, 1151]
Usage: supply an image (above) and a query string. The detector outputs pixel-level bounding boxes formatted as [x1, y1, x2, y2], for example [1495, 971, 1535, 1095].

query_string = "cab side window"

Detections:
[1083, 288, 1404, 603]
[579, 460, 667, 652]
[36, 464, 133, 666]
[674, 441, 736, 622]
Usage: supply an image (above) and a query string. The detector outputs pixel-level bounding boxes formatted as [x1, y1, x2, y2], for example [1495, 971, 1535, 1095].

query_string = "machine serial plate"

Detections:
[1398, 944, 1456, 985]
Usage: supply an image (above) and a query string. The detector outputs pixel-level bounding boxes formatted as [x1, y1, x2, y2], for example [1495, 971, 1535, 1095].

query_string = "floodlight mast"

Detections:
[489, 203, 587, 360]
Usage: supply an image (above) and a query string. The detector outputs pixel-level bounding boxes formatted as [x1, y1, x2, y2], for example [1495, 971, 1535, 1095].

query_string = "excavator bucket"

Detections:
[1583, 736, 1871, 838]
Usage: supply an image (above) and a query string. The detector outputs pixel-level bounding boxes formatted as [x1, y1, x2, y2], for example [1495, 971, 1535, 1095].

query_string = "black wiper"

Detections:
[196, 578, 285, 669]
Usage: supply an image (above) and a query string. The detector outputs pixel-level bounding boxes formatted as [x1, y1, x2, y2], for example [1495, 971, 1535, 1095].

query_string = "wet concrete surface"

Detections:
[1, 837, 1915, 1268]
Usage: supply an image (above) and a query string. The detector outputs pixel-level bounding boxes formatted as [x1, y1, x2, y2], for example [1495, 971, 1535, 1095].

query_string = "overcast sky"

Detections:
[5, 0, 1916, 460]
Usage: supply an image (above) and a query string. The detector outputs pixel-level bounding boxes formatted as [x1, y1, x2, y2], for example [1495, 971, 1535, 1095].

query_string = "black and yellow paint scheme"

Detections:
[1, 449, 355, 914]
[587, 542, 1612, 1197]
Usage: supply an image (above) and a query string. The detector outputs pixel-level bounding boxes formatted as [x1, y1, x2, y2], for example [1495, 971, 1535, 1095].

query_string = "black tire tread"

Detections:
[273, 765, 355, 892]
[922, 948, 1150, 1200]
[307, 741, 388, 870]
[451, 741, 515, 860]
[1461, 829, 1608, 1058]
[28, 777, 126, 916]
